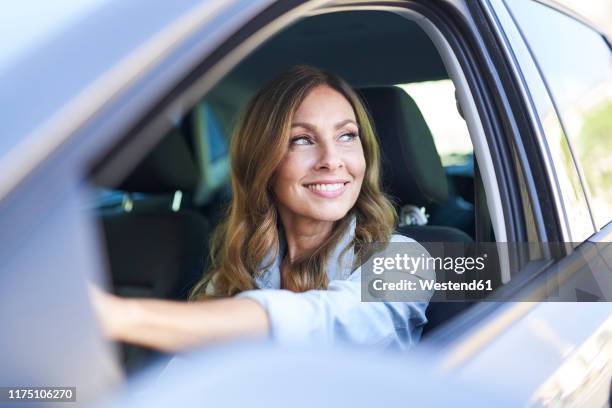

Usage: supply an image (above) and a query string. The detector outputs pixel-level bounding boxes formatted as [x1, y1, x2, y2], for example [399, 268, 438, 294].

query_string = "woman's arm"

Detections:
[89, 236, 432, 351]
[90, 285, 270, 352]
[234, 236, 435, 348]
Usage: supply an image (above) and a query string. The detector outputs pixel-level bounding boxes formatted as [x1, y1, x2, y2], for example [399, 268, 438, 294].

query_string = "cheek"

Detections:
[273, 153, 309, 195]
[347, 149, 366, 184]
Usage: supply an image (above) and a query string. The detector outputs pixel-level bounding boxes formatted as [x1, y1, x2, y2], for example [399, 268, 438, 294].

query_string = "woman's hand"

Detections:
[88, 283, 130, 340]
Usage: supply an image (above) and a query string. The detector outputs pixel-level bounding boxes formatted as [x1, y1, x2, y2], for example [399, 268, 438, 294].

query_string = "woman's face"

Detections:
[273, 84, 366, 223]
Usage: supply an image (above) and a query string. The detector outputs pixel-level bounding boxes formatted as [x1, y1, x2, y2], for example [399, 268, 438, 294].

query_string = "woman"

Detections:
[91, 64, 433, 352]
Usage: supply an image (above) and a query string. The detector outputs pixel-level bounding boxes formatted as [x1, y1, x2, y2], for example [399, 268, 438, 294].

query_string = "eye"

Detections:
[290, 135, 313, 145]
[338, 132, 358, 142]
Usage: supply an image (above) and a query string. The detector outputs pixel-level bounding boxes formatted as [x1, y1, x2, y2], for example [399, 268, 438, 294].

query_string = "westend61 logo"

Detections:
[371, 253, 487, 275]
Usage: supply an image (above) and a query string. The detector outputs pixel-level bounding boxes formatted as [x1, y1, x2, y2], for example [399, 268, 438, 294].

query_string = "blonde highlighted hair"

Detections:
[189, 65, 396, 300]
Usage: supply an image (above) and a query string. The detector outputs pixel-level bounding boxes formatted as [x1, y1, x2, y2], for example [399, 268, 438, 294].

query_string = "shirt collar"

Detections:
[255, 214, 357, 289]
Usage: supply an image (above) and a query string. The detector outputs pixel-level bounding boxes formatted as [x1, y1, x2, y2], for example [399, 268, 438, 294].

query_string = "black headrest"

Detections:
[118, 126, 199, 194]
[359, 87, 448, 206]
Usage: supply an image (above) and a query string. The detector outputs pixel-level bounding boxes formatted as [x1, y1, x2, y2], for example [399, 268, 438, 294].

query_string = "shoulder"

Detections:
[389, 233, 417, 243]
[387, 233, 431, 258]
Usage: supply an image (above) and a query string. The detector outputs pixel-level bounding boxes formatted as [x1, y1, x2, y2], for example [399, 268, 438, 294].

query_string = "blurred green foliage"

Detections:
[579, 102, 612, 204]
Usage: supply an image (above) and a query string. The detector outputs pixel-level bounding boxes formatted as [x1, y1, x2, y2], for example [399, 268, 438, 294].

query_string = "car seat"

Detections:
[358, 87, 475, 336]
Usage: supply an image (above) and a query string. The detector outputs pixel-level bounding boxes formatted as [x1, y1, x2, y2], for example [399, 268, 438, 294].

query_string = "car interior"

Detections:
[89, 10, 498, 373]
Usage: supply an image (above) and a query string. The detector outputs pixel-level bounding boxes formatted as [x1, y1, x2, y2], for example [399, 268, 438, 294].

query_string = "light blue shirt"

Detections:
[233, 215, 434, 350]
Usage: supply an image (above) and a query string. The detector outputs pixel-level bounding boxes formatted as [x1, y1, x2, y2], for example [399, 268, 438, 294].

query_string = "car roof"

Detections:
[1, 0, 608, 170]
[0, 0, 228, 162]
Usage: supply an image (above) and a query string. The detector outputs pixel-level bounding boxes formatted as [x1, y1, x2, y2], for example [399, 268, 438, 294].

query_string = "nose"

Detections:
[314, 142, 343, 171]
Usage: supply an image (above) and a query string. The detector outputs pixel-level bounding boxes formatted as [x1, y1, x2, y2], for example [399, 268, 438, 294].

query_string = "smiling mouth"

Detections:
[303, 181, 350, 198]
[305, 182, 348, 192]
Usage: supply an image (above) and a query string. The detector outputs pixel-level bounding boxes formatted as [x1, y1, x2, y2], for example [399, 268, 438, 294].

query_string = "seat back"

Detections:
[95, 103, 229, 372]
[98, 124, 212, 300]
[358, 87, 475, 335]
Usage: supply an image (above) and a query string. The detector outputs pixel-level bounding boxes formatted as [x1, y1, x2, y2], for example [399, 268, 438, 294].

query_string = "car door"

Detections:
[476, 0, 612, 299]
[0, 0, 278, 403]
[424, 1, 612, 405]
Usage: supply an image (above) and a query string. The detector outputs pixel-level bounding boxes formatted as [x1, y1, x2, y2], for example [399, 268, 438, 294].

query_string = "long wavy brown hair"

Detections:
[189, 64, 396, 300]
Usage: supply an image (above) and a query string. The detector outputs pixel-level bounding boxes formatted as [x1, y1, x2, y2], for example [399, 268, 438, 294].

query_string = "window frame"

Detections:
[84, 0, 555, 343]
[485, 0, 605, 242]
[505, 0, 611, 232]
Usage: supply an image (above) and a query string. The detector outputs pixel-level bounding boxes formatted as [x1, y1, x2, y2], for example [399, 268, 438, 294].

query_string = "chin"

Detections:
[306, 205, 351, 222]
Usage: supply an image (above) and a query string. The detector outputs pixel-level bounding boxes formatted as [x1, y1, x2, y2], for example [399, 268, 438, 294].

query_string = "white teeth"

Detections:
[307, 183, 344, 191]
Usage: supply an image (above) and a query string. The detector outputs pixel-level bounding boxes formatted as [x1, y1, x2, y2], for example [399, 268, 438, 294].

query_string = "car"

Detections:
[0, 0, 610, 406]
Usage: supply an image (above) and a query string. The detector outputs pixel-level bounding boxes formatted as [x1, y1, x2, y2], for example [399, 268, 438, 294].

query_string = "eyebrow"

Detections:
[291, 119, 358, 131]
